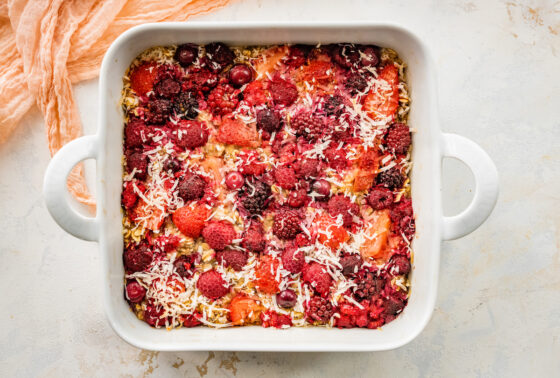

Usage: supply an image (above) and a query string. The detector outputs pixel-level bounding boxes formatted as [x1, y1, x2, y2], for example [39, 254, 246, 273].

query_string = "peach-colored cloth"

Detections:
[0, 0, 231, 208]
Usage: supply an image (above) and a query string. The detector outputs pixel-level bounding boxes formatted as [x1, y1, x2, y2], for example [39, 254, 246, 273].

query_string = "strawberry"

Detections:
[202, 220, 236, 251]
[122, 181, 145, 210]
[241, 222, 266, 253]
[302, 262, 333, 297]
[238, 150, 266, 176]
[243, 80, 268, 106]
[363, 64, 399, 121]
[255, 255, 280, 294]
[315, 213, 349, 251]
[172, 204, 210, 238]
[273, 166, 297, 189]
[197, 270, 229, 299]
[216, 117, 259, 147]
[360, 209, 391, 261]
[268, 77, 298, 106]
[131, 197, 166, 231]
[327, 195, 359, 227]
[297, 60, 332, 84]
[228, 293, 263, 326]
[129, 62, 159, 96]
[216, 249, 248, 271]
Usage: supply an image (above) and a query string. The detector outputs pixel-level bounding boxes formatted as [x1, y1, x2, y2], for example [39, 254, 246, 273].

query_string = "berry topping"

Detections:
[225, 171, 244, 190]
[154, 78, 181, 99]
[125, 281, 146, 303]
[239, 179, 271, 215]
[315, 213, 349, 251]
[122, 181, 143, 210]
[126, 152, 148, 181]
[305, 296, 334, 324]
[363, 64, 399, 121]
[256, 108, 281, 133]
[238, 150, 266, 176]
[353, 270, 384, 300]
[174, 44, 198, 67]
[172, 204, 210, 238]
[302, 262, 333, 296]
[174, 120, 209, 149]
[260, 310, 293, 328]
[216, 117, 258, 147]
[273, 166, 297, 190]
[288, 189, 308, 208]
[367, 186, 394, 210]
[272, 208, 302, 240]
[184, 68, 218, 92]
[129, 62, 158, 95]
[276, 289, 297, 308]
[331, 43, 360, 68]
[290, 111, 325, 141]
[384, 297, 405, 316]
[255, 255, 280, 294]
[324, 147, 349, 170]
[124, 119, 149, 148]
[216, 249, 248, 271]
[323, 95, 344, 116]
[390, 254, 411, 275]
[327, 195, 359, 227]
[146, 99, 172, 124]
[202, 221, 236, 251]
[386, 123, 411, 155]
[173, 92, 199, 120]
[174, 254, 198, 279]
[205, 42, 235, 71]
[124, 243, 153, 272]
[197, 270, 229, 299]
[144, 302, 166, 327]
[375, 167, 405, 190]
[339, 254, 362, 277]
[207, 83, 240, 115]
[345, 73, 368, 95]
[241, 222, 266, 253]
[359, 45, 379, 67]
[390, 199, 415, 238]
[229, 64, 253, 87]
[281, 246, 305, 274]
[177, 173, 206, 202]
[310, 179, 331, 200]
[269, 77, 298, 106]
[296, 158, 320, 179]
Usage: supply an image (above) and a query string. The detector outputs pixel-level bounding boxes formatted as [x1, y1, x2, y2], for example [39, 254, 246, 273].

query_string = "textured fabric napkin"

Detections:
[0, 0, 231, 207]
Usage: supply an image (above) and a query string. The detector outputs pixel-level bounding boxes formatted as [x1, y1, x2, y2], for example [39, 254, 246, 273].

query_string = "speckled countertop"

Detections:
[1, 0, 558, 376]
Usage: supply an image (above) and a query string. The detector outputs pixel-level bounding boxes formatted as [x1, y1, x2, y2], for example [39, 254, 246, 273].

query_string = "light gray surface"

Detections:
[0, 0, 558, 376]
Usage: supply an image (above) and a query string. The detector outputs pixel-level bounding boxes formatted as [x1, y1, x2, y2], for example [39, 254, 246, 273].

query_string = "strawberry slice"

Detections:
[216, 117, 259, 147]
[229, 294, 263, 326]
[131, 197, 166, 231]
[129, 62, 159, 96]
[315, 213, 349, 251]
[360, 209, 392, 261]
[363, 64, 399, 121]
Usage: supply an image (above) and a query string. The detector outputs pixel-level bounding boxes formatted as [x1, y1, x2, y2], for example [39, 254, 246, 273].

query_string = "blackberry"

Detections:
[205, 42, 235, 71]
[345, 73, 368, 95]
[353, 270, 384, 300]
[339, 254, 362, 277]
[305, 297, 334, 324]
[154, 78, 181, 99]
[323, 95, 344, 116]
[146, 99, 172, 124]
[173, 254, 198, 279]
[173, 92, 199, 120]
[375, 167, 405, 190]
[239, 179, 271, 215]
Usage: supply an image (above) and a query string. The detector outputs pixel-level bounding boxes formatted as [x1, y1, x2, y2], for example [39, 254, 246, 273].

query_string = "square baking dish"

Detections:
[43, 22, 498, 351]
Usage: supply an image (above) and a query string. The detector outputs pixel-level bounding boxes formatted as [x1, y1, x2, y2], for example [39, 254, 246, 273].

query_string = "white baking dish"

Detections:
[43, 22, 498, 351]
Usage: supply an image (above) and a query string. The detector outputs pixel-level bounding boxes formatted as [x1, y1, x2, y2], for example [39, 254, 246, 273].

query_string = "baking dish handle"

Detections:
[43, 135, 99, 242]
[441, 133, 499, 240]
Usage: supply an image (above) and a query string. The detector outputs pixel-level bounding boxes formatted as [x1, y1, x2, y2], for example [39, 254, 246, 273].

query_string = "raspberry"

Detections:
[125, 281, 146, 303]
[146, 99, 172, 124]
[123, 243, 153, 272]
[122, 181, 144, 210]
[323, 95, 344, 116]
[260, 310, 292, 328]
[126, 152, 148, 180]
[324, 147, 349, 171]
[367, 186, 394, 210]
[296, 158, 320, 179]
[154, 78, 181, 99]
[124, 119, 149, 148]
[216, 249, 248, 271]
[345, 73, 368, 95]
[305, 297, 334, 324]
[386, 123, 411, 155]
[339, 254, 362, 277]
[182, 312, 202, 328]
[144, 302, 166, 327]
[302, 262, 333, 296]
[281, 246, 305, 274]
[256, 108, 281, 133]
[172, 204, 210, 238]
[375, 167, 404, 190]
[174, 120, 209, 149]
[239, 179, 271, 215]
[243, 80, 268, 106]
[174, 254, 198, 279]
[272, 208, 302, 240]
[276, 289, 298, 308]
[173, 92, 199, 120]
[177, 173, 206, 202]
[390, 199, 415, 238]
[238, 150, 266, 176]
[202, 221, 236, 251]
[184, 68, 218, 92]
[353, 269, 384, 300]
[175, 43, 199, 67]
[290, 112, 325, 141]
[129, 62, 159, 96]
[331, 43, 360, 68]
[205, 42, 235, 71]
[327, 195, 359, 227]
[255, 255, 280, 294]
[274, 166, 297, 190]
[269, 78, 298, 106]
[390, 254, 411, 275]
[207, 83, 239, 115]
[384, 297, 405, 316]
[241, 222, 266, 253]
[197, 270, 229, 299]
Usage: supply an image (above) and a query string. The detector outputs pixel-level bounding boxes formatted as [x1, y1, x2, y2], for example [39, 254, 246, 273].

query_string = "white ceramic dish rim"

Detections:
[43, 21, 499, 352]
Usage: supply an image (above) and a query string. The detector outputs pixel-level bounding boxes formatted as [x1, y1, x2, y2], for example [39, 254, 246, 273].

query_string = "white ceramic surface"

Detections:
[43, 22, 498, 351]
